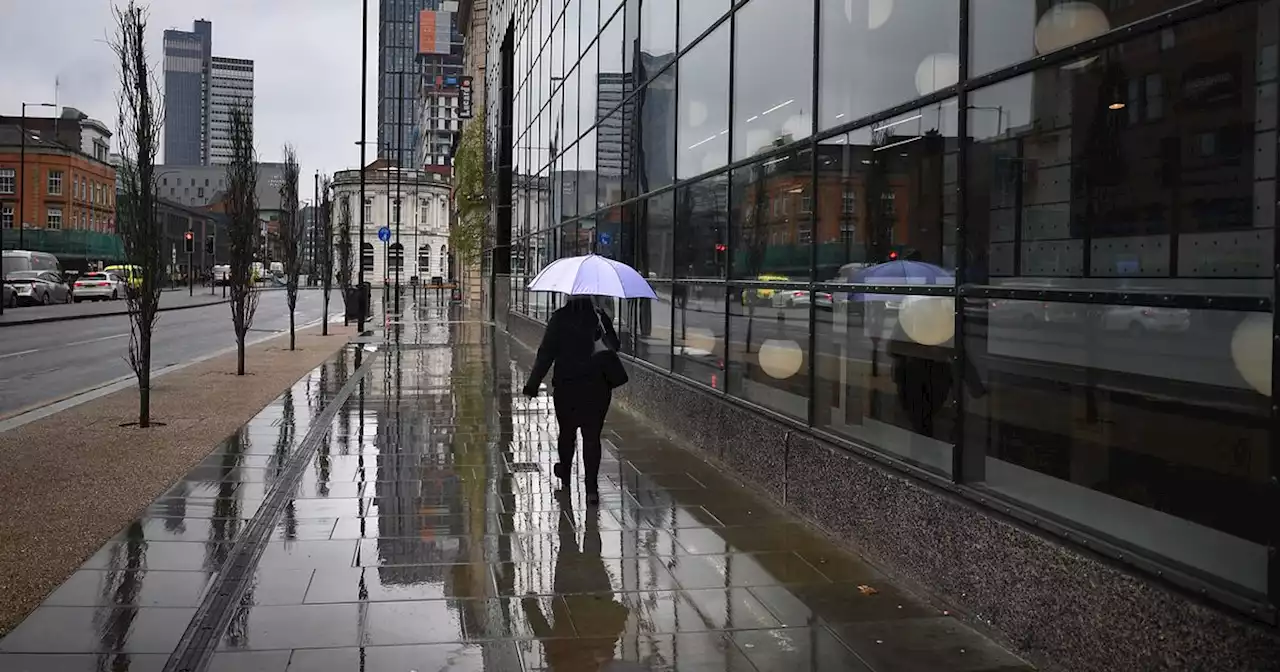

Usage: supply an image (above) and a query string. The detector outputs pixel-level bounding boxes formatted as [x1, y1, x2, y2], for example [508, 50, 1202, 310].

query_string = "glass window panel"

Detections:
[733, 0, 814, 159]
[639, 68, 677, 192]
[562, 143, 580, 218]
[728, 284, 812, 420]
[623, 0, 639, 77]
[640, 0, 676, 60]
[597, 108, 624, 208]
[814, 288, 957, 475]
[819, 0, 959, 131]
[679, 0, 729, 50]
[642, 191, 676, 279]
[676, 22, 729, 179]
[580, 38, 599, 138]
[581, 0, 599, 56]
[579, 126, 599, 214]
[964, 6, 1272, 298]
[629, 286, 673, 370]
[731, 145, 814, 281]
[599, 13, 625, 115]
[597, 206, 623, 258]
[564, 0, 580, 67]
[565, 63, 581, 144]
[963, 299, 1270, 593]
[673, 284, 726, 387]
[816, 99, 959, 282]
[602, 0, 623, 27]
[675, 174, 729, 280]
[970, 0, 1176, 78]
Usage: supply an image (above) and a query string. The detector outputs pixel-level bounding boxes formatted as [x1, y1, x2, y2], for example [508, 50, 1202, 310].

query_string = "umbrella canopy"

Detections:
[850, 260, 953, 303]
[527, 254, 658, 299]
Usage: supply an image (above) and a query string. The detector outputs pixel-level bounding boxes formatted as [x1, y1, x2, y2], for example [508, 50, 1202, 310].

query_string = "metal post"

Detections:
[19, 104, 27, 251]
[358, 0, 368, 333]
[188, 243, 193, 297]
[313, 170, 320, 286]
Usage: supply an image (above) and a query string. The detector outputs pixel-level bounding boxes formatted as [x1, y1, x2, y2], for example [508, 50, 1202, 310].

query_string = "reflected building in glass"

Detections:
[469, 0, 1280, 666]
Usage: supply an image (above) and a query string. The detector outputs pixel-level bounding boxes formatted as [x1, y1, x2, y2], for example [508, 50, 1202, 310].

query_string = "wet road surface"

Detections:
[0, 295, 1034, 671]
[0, 290, 332, 419]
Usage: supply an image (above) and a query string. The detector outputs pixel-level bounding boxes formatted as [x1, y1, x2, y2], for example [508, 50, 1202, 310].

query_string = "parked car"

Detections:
[1102, 305, 1191, 334]
[770, 289, 834, 310]
[104, 264, 143, 289]
[2, 250, 62, 274]
[73, 272, 127, 302]
[2, 282, 15, 309]
[212, 264, 231, 286]
[6, 271, 72, 306]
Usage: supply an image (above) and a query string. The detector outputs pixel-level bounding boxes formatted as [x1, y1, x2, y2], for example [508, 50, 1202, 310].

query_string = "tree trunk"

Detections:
[289, 309, 296, 350]
[138, 332, 151, 427]
[322, 292, 330, 336]
[237, 337, 246, 376]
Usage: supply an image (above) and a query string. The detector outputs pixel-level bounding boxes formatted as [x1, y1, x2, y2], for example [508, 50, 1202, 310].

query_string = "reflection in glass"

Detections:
[641, 0, 677, 63]
[816, 100, 959, 283]
[676, 22, 729, 179]
[818, 0, 959, 131]
[674, 175, 729, 280]
[730, 146, 814, 281]
[965, 5, 1273, 297]
[637, 63, 677, 191]
[673, 284, 726, 387]
[733, 0, 813, 159]
[629, 284, 673, 369]
[964, 299, 1271, 593]
[641, 191, 675, 279]
[679, 0, 729, 49]
[728, 286, 812, 420]
[581, 0, 599, 56]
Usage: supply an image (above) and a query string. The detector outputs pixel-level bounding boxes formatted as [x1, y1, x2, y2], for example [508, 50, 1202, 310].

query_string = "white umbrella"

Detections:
[527, 254, 658, 299]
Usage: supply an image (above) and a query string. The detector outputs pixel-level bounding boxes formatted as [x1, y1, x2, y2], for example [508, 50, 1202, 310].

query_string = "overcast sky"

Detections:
[0, 0, 382, 187]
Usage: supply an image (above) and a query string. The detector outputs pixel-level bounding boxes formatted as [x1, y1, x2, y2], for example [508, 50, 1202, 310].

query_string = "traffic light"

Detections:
[205, 235, 215, 255]
[183, 230, 194, 254]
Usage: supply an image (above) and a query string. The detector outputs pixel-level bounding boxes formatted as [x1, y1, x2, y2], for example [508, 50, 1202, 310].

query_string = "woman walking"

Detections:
[523, 296, 620, 504]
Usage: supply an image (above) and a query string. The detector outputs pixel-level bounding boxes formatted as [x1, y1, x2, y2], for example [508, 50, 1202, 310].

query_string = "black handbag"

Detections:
[592, 310, 629, 389]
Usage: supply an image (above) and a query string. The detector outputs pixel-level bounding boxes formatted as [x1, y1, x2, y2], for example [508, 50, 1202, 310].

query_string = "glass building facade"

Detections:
[486, 0, 1279, 615]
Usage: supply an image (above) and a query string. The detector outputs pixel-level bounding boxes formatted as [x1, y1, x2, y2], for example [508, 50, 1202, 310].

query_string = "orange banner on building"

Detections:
[419, 10, 436, 55]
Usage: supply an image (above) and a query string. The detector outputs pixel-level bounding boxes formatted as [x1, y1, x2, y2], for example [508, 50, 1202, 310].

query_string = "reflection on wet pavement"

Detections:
[0, 297, 1034, 671]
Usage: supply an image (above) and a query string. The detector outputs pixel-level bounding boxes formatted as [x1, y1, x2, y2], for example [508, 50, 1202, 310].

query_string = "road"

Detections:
[0, 290, 335, 418]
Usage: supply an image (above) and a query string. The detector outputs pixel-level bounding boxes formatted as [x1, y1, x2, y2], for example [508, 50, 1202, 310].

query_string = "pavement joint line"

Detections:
[0, 312, 344, 433]
[164, 346, 375, 672]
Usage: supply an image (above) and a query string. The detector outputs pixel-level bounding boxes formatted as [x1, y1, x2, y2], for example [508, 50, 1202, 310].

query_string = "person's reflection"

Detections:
[885, 308, 985, 438]
[522, 492, 630, 670]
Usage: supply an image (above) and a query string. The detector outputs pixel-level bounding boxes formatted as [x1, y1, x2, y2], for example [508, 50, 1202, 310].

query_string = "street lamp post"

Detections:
[17, 102, 57, 251]
[357, 0, 369, 333]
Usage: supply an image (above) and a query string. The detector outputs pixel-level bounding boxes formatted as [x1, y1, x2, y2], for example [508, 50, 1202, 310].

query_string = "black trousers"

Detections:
[553, 381, 612, 489]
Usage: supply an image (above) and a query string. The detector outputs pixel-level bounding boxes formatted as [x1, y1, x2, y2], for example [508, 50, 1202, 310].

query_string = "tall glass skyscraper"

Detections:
[162, 20, 254, 166]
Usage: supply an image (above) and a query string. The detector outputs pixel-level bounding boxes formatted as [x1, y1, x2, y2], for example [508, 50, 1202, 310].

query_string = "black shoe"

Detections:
[552, 462, 568, 487]
[585, 486, 600, 506]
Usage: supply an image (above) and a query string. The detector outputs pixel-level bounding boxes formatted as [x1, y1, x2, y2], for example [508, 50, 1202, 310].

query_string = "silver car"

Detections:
[73, 272, 126, 302]
[6, 271, 72, 306]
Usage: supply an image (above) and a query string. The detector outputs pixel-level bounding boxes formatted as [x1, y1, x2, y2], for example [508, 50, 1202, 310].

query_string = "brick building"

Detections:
[0, 119, 117, 235]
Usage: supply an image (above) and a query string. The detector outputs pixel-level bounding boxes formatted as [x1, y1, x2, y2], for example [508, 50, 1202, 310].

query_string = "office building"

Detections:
[208, 57, 255, 165]
[475, 0, 1280, 668]
[331, 160, 451, 283]
[162, 20, 254, 166]
[414, 0, 466, 175]
[379, 0, 429, 169]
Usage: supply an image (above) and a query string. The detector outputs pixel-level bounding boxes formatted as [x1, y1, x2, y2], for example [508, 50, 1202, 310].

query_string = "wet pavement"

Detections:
[0, 295, 1035, 671]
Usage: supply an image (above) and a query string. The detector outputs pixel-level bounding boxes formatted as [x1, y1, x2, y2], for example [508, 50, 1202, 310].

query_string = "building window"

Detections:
[47, 207, 62, 229]
[842, 189, 856, 215]
[0, 168, 13, 194]
[198, 187, 205, 198]
[1, 204, 13, 229]
[364, 198, 373, 222]
[47, 170, 63, 196]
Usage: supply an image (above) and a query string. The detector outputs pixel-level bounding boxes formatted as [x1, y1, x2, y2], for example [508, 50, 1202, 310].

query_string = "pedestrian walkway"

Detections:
[0, 296, 1035, 671]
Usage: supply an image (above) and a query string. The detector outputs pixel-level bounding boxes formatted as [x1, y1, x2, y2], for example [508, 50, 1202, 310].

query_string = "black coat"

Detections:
[526, 301, 621, 391]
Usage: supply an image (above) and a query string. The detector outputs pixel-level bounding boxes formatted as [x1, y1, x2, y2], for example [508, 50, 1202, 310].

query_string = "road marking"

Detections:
[64, 333, 130, 347]
[0, 349, 38, 361]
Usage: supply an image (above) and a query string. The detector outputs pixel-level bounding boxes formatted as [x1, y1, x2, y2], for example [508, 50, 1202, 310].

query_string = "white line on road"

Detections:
[63, 333, 130, 347]
[0, 349, 38, 361]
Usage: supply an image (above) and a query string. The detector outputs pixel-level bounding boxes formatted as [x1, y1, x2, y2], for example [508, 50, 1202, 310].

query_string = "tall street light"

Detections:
[358, 0, 369, 333]
[18, 102, 57, 250]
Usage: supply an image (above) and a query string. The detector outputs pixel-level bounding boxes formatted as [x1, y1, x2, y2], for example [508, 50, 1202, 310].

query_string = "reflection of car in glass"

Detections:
[73, 272, 126, 302]
[989, 299, 1086, 326]
[1102, 306, 1191, 334]
[770, 289, 834, 310]
[742, 274, 790, 305]
[6, 271, 72, 305]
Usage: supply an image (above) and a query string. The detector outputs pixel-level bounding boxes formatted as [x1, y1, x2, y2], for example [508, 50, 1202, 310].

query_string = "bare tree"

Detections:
[320, 176, 334, 336]
[279, 145, 302, 350]
[336, 194, 354, 326]
[111, 1, 165, 427]
[226, 105, 260, 375]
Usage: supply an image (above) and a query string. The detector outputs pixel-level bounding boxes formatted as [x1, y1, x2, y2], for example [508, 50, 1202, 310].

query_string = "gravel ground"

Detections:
[0, 324, 353, 635]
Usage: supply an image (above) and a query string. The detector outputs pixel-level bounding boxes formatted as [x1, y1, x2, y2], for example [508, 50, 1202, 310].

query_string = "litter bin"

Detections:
[344, 282, 372, 321]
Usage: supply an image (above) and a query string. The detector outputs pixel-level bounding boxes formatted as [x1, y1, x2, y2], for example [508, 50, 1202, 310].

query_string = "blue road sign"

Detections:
[377, 226, 391, 243]
[598, 232, 612, 245]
